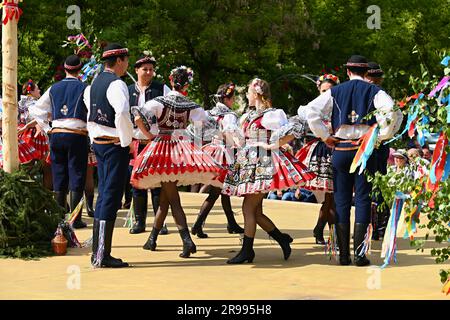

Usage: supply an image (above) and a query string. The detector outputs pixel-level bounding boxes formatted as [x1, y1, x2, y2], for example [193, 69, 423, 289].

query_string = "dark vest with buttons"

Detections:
[128, 81, 165, 128]
[50, 78, 88, 121]
[330, 79, 380, 134]
[88, 71, 121, 128]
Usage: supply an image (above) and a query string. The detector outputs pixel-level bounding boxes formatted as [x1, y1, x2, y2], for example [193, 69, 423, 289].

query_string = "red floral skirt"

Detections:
[18, 127, 49, 160]
[0, 138, 39, 167]
[222, 145, 316, 197]
[295, 138, 333, 192]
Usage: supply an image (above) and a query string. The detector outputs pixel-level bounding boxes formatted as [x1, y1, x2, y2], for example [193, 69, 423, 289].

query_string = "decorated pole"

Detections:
[1, 0, 22, 172]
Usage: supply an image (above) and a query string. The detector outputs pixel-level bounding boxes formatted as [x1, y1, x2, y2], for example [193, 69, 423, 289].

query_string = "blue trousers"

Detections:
[94, 143, 130, 221]
[50, 133, 88, 192]
[332, 143, 376, 224]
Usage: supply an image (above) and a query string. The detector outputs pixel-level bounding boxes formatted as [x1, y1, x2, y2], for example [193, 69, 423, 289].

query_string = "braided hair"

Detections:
[215, 82, 236, 104]
[169, 66, 194, 91]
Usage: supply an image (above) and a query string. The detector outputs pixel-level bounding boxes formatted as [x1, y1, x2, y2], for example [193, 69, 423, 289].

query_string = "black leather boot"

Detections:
[268, 228, 293, 260]
[90, 219, 99, 265]
[335, 223, 352, 265]
[227, 235, 255, 264]
[55, 191, 68, 218]
[130, 195, 148, 234]
[91, 219, 128, 268]
[143, 227, 160, 251]
[160, 224, 169, 235]
[70, 191, 87, 229]
[221, 195, 244, 234]
[179, 228, 197, 258]
[191, 214, 208, 238]
[313, 216, 327, 245]
[354, 223, 371, 266]
[103, 220, 128, 267]
[85, 193, 95, 218]
[225, 212, 244, 234]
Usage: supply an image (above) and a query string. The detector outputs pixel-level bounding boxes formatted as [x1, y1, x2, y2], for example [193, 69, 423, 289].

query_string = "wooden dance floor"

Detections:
[0, 192, 446, 299]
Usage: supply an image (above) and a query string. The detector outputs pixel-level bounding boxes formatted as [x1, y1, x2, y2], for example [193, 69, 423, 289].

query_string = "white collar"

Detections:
[349, 75, 364, 81]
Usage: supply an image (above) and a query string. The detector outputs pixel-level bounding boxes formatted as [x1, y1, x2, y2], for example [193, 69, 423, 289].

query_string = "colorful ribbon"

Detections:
[442, 278, 450, 295]
[429, 76, 450, 98]
[350, 124, 379, 174]
[325, 224, 338, 260]
[1, 1, 23, 25]
[381, 192, 408, 268]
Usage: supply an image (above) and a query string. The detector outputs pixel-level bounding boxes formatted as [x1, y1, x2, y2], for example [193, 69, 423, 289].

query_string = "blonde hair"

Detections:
[249, 78, 271, 109]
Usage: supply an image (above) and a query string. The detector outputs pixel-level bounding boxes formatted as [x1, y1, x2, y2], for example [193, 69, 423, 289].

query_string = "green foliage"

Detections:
[0, 164, 63, 258]
[6, 0, 449, 114]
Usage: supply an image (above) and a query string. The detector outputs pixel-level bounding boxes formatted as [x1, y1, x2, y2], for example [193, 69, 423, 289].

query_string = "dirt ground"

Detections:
[0, 192, 448, 300]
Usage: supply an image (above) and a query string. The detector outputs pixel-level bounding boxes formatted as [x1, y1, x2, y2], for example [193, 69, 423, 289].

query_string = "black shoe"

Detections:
[85, 193, 95, 218]
[70, 191, 87, 229]
[159, 224, 169, 235]
[91, 219, 128, 268]
[336, 223, 352, 265]
[72, 219, 87, 229]
[129, 195, 148, 234]
[268, 228, 293, 260]
[192, 218, 208, 238]
[226, 218, 245, 234]
[313, 219, 327, 245]
[227, 235, 255, 264]
[143, 227, 160, 251]
[354, 223, 371, 267]
[179, 228, 197, 258]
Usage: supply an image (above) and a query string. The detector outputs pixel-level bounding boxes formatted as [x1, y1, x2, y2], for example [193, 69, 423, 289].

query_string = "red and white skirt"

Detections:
[202, 139, 236, 188]
[295, 138, 333, 193]
[222, 145, 316, 197]
[131, 134, 226, 189]
[18, 127, 49, 160]
[0, 138, 40, 167]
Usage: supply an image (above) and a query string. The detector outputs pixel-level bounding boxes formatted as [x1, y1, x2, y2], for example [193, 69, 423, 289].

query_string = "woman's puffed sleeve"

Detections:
[261, 109, 288, 130]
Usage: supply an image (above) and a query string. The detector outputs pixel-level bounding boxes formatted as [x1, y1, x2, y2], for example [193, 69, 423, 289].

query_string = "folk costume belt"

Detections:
[93, 136, 120, 144]
[334, 138, 361, 151]
[50, 128, 88, 136]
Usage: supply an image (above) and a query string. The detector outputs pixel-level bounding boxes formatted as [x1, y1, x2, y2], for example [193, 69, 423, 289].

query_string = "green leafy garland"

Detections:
[371, 52, 450, 286]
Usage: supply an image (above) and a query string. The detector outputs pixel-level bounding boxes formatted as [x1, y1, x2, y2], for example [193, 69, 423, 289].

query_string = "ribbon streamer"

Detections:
[381, 192, 408, 269]
[443, 278, 450, 295]
[325, 224, 337, 260]
[350, 124, 379, 174]
[428, 76, 450, 98]
[1, 1, 23, 25]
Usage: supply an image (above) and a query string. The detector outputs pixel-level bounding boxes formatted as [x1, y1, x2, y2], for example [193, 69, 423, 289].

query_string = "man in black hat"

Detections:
[30, 55, 89, 229]
[366, 62, 384, 86]
[306, 55, 398, 266]
[84, 43, 134, 268]
[127, 53, 171, 234]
